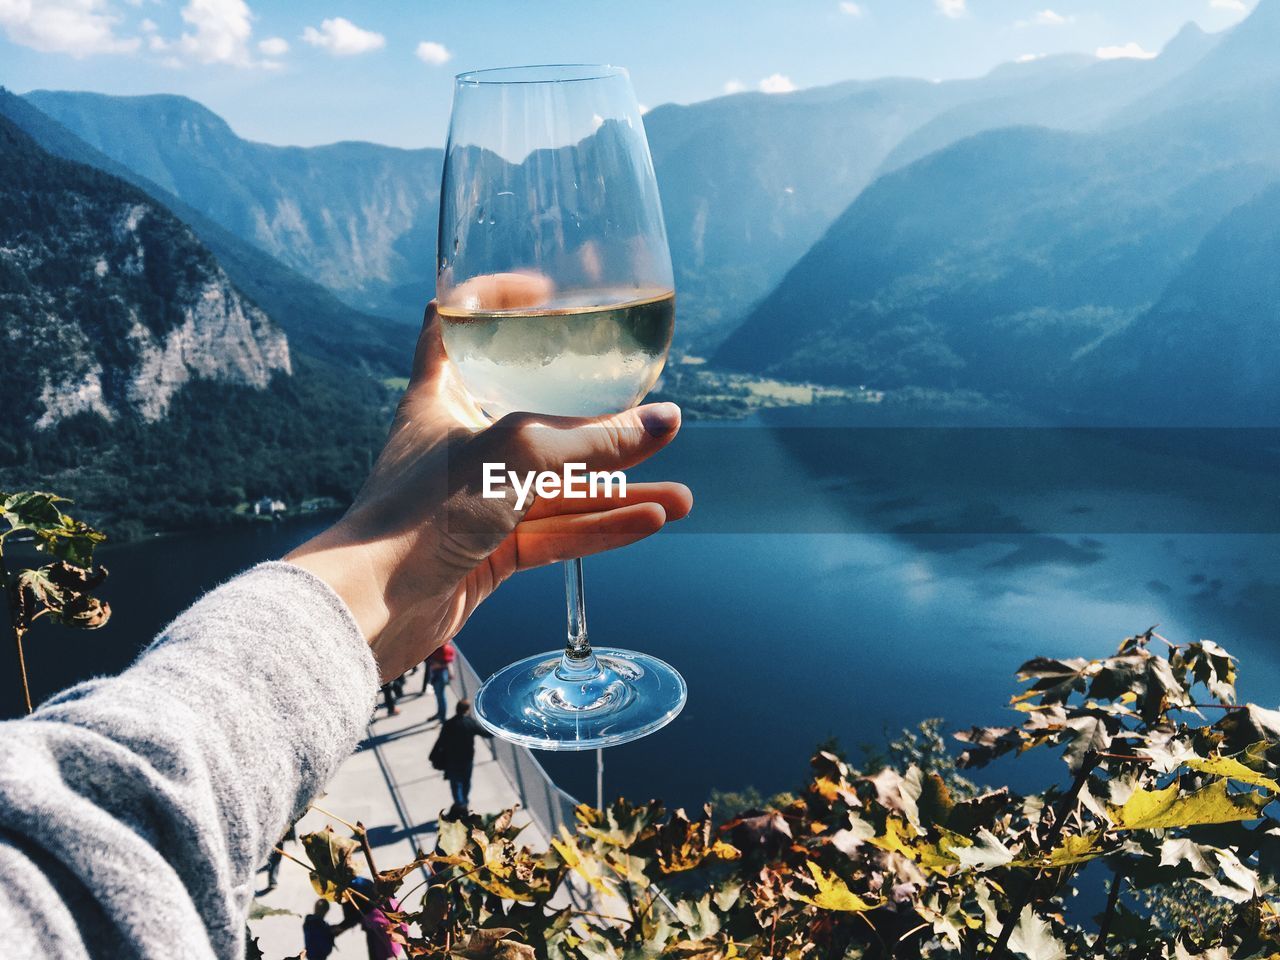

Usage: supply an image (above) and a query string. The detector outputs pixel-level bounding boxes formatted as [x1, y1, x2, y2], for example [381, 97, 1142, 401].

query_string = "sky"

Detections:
[0, 0, 1260, 149]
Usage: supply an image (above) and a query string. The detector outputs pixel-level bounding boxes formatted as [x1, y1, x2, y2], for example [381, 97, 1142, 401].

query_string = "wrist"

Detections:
[285, 532, 392, 663]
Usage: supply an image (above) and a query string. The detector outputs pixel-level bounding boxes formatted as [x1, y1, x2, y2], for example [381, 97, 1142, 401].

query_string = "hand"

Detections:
[286, 280, 691, 682]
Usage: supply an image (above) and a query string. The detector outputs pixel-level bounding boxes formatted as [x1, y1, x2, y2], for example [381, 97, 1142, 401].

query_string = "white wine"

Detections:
[440, 289, 674, 418]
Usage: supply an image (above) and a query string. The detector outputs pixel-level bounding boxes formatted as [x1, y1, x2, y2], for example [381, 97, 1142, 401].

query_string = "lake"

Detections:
[7, 406, 1280, 811]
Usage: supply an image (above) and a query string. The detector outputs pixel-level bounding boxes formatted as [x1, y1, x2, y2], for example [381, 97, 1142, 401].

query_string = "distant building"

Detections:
[253, 496, 287, 516]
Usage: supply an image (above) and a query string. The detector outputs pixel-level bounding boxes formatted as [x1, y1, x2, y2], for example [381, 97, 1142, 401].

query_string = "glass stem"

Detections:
[562, 558, 596, 670]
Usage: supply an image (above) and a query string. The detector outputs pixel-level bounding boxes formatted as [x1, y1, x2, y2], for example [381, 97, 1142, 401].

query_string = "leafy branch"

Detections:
[270, 628, 1280, 959]
[0, 491, 110, 713]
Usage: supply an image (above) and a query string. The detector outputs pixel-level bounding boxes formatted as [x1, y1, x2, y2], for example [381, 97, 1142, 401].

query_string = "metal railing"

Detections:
[450, 645, 581, 843]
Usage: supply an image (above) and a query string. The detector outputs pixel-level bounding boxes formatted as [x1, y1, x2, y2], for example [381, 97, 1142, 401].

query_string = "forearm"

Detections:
[0, 562, 378, 959]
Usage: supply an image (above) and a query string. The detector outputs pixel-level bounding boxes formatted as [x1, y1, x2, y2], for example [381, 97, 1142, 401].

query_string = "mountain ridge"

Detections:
[25, 88, 444, 322]
[27, 32, 1228, 353]
[0, 112, 289, 431]
[0, 88, 416, 376]
[713, 19, 1280, 425]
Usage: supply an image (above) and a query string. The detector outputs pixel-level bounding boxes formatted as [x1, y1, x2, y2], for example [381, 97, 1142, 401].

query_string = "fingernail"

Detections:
[639, 402, 680, 437]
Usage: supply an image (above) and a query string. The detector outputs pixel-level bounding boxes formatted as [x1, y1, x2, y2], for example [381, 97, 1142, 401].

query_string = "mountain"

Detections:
[714, 1, 1280, 422]
[0, 89, 416, 376]
[715, 115, 1278, 402]
[0, 109, 397, 534]
[23, 30, 1219, 354]
[0, 112, 288, 430]
[877, 22, 1218, 175]
[1081, 182, 1280, 424]
[1112, 0, 1280, 123]
[637, 27, 1216, 349]
[24, 90, 444, 324]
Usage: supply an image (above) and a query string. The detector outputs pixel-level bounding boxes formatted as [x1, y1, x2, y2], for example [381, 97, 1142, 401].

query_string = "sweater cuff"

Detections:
[45, 559, 380, 829]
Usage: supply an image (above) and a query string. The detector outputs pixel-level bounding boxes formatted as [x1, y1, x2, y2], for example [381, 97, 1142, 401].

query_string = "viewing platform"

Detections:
[249, 650, 578, 959]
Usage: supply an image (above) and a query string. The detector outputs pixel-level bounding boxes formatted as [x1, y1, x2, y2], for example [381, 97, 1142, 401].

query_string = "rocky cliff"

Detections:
[0, 113, 290, 431]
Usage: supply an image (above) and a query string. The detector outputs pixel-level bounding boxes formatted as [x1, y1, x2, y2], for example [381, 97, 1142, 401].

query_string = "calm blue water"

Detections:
[6, 407, 1280, 812]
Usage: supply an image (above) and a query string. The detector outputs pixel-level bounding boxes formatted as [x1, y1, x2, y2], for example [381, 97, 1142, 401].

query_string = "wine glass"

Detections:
[436, 64, 685, 750]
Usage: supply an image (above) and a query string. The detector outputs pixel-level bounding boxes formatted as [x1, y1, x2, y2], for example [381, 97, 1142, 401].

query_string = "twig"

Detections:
[1094, 871, 1123, 956]
[356, 820, 379, 879]
[0, 553, 32, 714]
[992, 752, 1101, 957]
[308, 803, 360, 832]
[12, 627, 31, 715]
[273, 845, 313, 872]
[854, 910, 888, 956]
[1180, 703, 1246, 711]
[898, 921, 930, 944]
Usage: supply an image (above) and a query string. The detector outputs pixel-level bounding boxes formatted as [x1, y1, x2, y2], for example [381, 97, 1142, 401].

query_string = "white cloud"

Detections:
[758, 73, 797, 94]
[139, 17, 157, 32]
[257, 35, 287, 56]
[1096, 41, 1157, 60]
[1015, 52, 1044, 63]
[638, 103, 650, 115]
[935, 0, 967, 18]
[723, 79, 746, 94]
[414, 39, 450, 65]
[0, 0, 141, 57]
[1210, 0, 1247, 10]
[301, 16, 384, 56]
[1016, 9, 1072, 27]
[178, 0, 254, 66]
[839, 1, 864, 16]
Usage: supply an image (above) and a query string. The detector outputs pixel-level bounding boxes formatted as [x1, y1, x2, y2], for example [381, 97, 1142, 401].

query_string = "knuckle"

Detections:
[490, 413, 545, 465]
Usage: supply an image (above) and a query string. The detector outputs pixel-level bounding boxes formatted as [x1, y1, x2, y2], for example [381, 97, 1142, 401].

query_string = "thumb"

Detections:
[477, 402, 684, 479]
[409, 301, 447, 387]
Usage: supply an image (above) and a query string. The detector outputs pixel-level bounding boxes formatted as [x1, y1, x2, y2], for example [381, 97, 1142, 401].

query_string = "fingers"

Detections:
[512, 502, 668, 569]
[445, 272, 555, 311]
[522, 481, 693, 522]
[478, 402, 683, 481]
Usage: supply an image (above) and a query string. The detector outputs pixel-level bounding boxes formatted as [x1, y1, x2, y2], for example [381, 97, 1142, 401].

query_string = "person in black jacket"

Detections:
[429, 699, 492, 811]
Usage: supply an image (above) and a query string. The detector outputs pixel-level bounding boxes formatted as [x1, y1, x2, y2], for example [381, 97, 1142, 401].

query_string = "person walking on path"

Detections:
[429, 699, 492, 811]
[0, 288, 690, 958]
[422, 640, 455, 722]
[262, 821, 297, 891]
[379, 672, 408, 718]
[302, 900, 338, 960]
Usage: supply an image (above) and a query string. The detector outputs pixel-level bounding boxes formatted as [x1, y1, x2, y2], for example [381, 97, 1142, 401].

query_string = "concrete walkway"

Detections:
[248, 665, 547, 959]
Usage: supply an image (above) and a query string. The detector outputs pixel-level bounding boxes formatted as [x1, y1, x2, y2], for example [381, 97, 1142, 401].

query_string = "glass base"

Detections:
[472, 647, 687, 751]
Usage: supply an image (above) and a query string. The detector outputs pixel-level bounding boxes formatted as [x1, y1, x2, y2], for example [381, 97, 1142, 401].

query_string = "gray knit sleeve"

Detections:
[0, 561, 379, 959]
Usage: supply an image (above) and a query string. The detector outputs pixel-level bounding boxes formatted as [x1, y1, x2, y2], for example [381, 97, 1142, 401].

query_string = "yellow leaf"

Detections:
[1110, 779, 1271, 831]
[867, 816, 917, 857]
[472, 873, 537, 903]
[812, 777, 843, 801]
[917, 835, 964, 875]
[550, 830, 617, 897]
[796, 861, 882, 912]
[1014, 831, 1107, 868]
[1184, 755, 1280, 794]
[710, 840, 742, 861]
